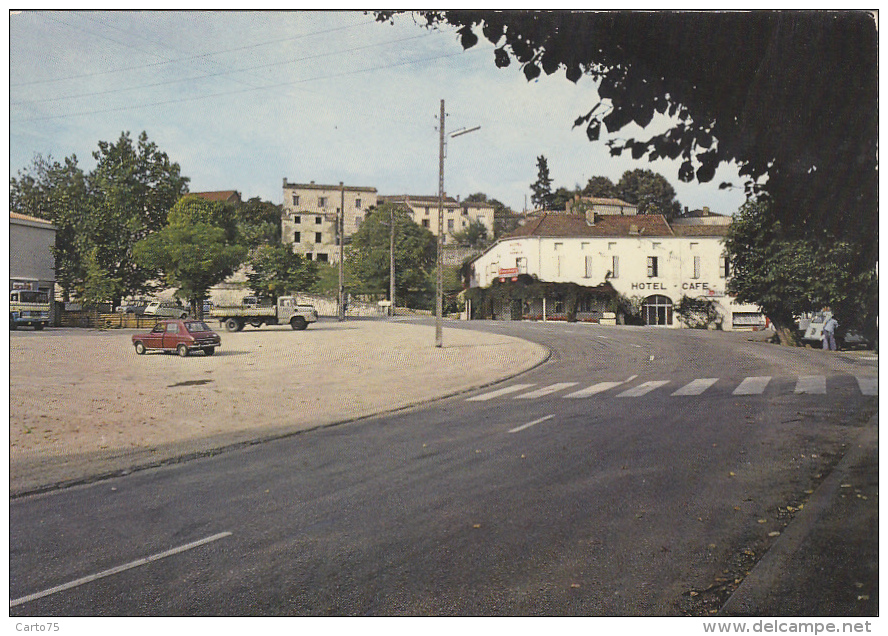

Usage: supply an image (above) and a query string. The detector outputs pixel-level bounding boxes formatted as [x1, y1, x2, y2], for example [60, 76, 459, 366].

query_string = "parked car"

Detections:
[115, 301, 148, 315]
[144, 300, 189, 319]
[132, 319, 221, 357]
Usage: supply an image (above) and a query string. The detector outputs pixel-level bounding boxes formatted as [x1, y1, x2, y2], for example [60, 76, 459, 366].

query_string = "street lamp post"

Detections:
[435, 99, 479, 348]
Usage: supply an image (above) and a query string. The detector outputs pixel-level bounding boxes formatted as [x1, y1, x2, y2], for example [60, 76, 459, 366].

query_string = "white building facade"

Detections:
[467, 210, 764, 330]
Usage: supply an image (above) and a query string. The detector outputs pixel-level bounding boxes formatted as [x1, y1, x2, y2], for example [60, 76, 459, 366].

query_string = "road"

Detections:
[9, 321, 878, 616]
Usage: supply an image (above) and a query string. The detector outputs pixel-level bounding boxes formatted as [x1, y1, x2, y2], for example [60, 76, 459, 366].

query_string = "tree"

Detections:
[134, 197, 246, 315]
[237, 197, 282, 247]
[87, 131, 190, 305]
[529, 155, 554, 209]
[246, 244, 318, 302]
[451, 218, 490, 248]
[725, 199, 877, 346]
[582, 176, 618, 199]
[616, 169, 682, 218]
[375, 11, 877, 264]
[80, 248, 121, 310]
[550, 186, 578, 211]
[10, 154, 88, 301]
[346, 203, 436, 308]
[465, 192, 521, 237]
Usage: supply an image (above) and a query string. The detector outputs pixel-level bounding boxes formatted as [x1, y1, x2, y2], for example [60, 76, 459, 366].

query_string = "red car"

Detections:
[132, 319, 221, 357]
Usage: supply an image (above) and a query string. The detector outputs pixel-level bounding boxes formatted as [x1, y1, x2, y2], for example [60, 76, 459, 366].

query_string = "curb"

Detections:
[719, 413, 879, 616]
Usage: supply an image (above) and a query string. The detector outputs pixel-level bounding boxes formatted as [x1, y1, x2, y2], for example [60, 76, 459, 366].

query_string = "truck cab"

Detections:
[10, 289, 51, 330]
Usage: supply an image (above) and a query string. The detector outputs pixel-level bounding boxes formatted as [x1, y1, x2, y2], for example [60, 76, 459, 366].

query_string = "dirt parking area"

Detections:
[9, 319, 547, 496]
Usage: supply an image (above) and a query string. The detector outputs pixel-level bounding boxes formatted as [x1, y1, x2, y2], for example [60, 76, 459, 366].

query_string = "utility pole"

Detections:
[390, 204, 395, 317]
[338, 182, 345, 322]
[436, 99, 445, 348]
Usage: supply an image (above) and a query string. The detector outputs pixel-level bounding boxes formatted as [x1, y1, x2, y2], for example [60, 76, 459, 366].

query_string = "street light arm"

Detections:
[450, 125, 481, 138]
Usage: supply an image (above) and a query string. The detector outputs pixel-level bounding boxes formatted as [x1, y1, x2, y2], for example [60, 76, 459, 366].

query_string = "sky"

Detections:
[8, 10, 749, 216]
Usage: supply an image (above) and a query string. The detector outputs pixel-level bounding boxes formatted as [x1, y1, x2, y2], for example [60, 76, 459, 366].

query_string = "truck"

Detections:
[10, 289, 51, 330]
[211, 296, 318, 332]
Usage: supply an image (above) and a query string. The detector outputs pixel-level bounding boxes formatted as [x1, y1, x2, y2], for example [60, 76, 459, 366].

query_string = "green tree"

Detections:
[10, 154, 88, 301]
[80, 248, 121, 310]
[237, 197, 282, 247]
[134, 197, 246, 316]
[87, 131, 190, 305]
[346, 203, 436, 308]
[616, 169, 682, 218]
[551, 186, 579, 211]
[725, 199, 877, 346]
[465, 192, 520, 237]
[246, 244, 318, 302]
[451, 217, 489, 248]
[530, 155, 554, 209]
[582, 176, 618, 198]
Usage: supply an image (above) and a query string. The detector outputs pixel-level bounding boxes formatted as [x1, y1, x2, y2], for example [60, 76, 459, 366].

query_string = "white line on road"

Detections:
[509, 414, 555, 434]
[516, 382, 578, 399]
[857, 376, 878, 396]
[672, 378, 719, 396]
[10, 531, 233, 608]
[564, 381, 624, 398]
[733, 376, 771, 395]
[467, 384, 536, 402]
[795, 375, 826, 395]
[617, 380, 670, 398]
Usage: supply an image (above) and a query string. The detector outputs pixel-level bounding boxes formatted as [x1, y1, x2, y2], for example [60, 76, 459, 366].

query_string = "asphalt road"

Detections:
[9, 321, 878, 616]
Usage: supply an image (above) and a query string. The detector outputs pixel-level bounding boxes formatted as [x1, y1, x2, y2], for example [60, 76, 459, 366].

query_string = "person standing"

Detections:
[822, 309, 838, 351]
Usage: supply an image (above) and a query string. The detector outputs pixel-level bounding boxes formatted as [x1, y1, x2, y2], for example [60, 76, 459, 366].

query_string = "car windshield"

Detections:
[185, 321, 212, 333]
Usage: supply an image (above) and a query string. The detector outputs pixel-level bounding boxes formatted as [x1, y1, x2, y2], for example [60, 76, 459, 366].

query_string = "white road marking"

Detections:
[617, 381, 670, 397]
[509, 414, 555, 434]
[857, 376, 878, 396]
[733, 376, 771, 395]
[795, 375, 826, 394]
[625, 374, 638, 382]
[672, 378, 719, 396]
[564, 381, 624, 398]
[467, 383, 536, 402]
[10, 532, 233, 608]
[516, 382, 578, 399]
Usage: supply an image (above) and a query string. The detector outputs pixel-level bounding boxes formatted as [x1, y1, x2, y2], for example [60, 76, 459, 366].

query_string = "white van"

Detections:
[144, 301, 189, 319]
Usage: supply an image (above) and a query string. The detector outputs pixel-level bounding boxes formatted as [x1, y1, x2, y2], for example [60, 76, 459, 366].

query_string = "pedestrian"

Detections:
[822, 308, 838, 351]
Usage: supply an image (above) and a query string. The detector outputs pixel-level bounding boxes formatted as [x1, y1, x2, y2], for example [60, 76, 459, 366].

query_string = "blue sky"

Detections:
[8, 10, 748, 216]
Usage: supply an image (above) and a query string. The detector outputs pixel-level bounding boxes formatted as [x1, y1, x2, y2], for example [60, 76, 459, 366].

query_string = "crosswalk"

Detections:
[467, 375, 878, 402]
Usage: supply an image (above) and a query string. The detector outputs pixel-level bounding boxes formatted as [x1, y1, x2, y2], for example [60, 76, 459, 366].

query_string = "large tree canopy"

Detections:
[376, 11, 878, 264]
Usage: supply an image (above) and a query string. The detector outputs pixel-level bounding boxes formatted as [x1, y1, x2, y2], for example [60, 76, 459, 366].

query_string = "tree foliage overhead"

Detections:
[615, 169, 681, 218]
[376, 11, 878, 262]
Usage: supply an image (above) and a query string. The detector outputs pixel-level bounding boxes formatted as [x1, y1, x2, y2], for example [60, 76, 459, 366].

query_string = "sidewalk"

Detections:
[9, 319, 548, 497]
[720, 414, 879, 616]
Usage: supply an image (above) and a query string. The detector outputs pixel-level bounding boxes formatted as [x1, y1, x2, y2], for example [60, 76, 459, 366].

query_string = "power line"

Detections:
[11, 12, 380, 88]
[11, 46, 483, 124]
[12, 32, 435, 107]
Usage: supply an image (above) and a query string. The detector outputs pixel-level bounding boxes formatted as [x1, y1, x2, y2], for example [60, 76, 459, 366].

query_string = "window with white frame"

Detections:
[292, 194, 300, 206]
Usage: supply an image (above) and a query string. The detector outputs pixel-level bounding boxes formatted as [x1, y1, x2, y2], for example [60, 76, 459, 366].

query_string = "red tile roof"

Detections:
[10, 212, 55, 227]
[188, 190, 241, 203]
[506, 213, 676, 238]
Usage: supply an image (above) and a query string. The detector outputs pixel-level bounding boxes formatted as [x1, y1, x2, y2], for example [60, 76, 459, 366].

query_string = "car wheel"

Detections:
[250, 319, 263, 328]
[225, 318, 240, 332]
[135, 341, 146, 355]
[177, 344, 189, 357]
[34, 323, 44, 331]
[291, 316, 308, 330]
[180, 312, 188, 319]
[204, 347, 215, 356]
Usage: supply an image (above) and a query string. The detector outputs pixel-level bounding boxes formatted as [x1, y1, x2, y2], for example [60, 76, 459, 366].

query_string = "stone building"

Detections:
[377, 194, 496, 245]
[281, 180, 378, 263]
